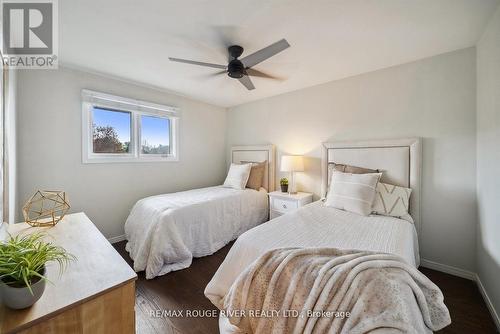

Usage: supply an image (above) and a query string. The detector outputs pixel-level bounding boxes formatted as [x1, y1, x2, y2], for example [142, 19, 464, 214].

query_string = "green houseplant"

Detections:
[0, 233, 75, 309]
[280, 177, 289, 193]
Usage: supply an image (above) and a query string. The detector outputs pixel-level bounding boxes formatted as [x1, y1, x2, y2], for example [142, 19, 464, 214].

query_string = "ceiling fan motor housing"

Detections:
[227, 59, 245, 78]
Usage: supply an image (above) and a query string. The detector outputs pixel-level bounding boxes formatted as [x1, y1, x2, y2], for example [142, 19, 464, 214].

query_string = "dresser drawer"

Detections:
[272, 197, 298, 213]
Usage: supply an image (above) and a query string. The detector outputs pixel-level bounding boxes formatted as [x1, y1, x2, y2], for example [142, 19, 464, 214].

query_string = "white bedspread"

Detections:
[205, 201, 420, 308]
[125, 186, 268, 279]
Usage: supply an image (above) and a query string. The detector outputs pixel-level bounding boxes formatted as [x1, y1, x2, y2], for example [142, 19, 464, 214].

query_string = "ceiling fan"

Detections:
[169, 39, 290, 90]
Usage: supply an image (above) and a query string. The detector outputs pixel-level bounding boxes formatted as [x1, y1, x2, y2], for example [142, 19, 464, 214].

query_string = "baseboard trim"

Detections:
[108, 234, 126, 244]
[420, 258, 476, 280]
[476, 274, 500, 331]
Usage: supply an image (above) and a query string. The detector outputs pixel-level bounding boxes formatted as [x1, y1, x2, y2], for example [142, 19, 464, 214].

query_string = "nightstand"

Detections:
[268, 191, 313, 219]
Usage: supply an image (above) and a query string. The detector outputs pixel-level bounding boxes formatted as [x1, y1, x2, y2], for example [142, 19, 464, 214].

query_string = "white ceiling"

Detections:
[60, 0, 499, 108]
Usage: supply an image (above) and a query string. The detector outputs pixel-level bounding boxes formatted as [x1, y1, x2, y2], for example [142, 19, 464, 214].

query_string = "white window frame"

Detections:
[82, 89, 179, 163]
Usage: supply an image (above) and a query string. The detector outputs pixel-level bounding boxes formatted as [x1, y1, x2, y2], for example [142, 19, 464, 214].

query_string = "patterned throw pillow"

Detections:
[372, 182, 412, 218]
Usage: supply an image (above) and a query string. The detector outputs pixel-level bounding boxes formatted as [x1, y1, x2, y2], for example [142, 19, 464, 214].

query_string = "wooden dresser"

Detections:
[0, 213, 137, 334]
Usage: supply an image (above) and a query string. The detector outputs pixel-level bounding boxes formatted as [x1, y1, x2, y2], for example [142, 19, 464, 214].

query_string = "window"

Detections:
[140, 115, 170, 155]
[82, 90, 179, 163]
[92, 108, 131, 154]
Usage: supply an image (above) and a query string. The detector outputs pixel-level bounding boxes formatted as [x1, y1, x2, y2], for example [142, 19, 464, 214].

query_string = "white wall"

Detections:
[16, 66, 227, 239]
[227, 48, 477, 271]
[477, 4, 500, 324]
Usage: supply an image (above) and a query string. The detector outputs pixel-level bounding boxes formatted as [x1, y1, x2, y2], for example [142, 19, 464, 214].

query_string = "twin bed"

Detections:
[204, 138, 438, 333]
[124, 138, 451, 333]
[124, 145, 275, 279]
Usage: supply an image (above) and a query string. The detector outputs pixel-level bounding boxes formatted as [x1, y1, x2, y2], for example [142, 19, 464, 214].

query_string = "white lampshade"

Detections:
[280, 155, 304, 172]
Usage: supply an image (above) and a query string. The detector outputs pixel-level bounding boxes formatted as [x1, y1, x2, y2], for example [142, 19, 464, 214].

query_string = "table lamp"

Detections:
[280, 155, 304, 194]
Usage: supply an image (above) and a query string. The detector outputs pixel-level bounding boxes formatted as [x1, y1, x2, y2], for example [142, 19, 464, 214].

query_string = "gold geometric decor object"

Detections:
[22, 190, 70, 227]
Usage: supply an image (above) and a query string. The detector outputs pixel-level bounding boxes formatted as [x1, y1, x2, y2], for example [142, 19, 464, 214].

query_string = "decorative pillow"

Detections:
[223, 163, 252, 190]
[372, 182, 412, 218]
[326, 163, 380, 197]
[243, 161, 267, 190]
[324, 171, 382, 216]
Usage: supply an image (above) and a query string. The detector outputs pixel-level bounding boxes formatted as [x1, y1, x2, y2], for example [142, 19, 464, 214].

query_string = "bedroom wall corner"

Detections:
[476, 3, 500, 329]
[16, 66, 228, 239]
[226, 48, 478, 273]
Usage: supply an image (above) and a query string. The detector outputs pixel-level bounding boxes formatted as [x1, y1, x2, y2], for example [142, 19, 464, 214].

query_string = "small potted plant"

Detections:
[280, 177, 289, 193]
[0, 233, 75, 309]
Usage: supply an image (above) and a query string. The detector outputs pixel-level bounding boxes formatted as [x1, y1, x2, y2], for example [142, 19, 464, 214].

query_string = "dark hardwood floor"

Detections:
[114, 241, 498, 334]
[420, 267, 498, 334]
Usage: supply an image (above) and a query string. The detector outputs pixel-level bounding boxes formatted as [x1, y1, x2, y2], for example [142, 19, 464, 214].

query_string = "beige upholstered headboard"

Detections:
[321, 138, 422, 234]
[231, 145, 276, 192]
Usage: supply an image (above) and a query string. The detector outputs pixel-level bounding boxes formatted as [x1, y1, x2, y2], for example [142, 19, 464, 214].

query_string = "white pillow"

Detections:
[324, 171, 382, 216]
[223, 163, 252, 190]
[372, 182, 412, 218]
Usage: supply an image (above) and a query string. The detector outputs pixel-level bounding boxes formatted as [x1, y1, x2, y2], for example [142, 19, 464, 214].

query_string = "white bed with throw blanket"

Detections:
[125, 145, 275, 279]
[205, 138, 452, 333]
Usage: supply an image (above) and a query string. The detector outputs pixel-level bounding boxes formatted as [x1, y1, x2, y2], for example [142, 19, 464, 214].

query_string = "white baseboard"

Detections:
[476, 274, 500, 331]
[420, 258, 476, 280]
[108, 234, 126, 244]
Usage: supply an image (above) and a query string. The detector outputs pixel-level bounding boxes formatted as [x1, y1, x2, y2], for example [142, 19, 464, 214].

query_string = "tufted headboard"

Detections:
[321, 138, 422, 234]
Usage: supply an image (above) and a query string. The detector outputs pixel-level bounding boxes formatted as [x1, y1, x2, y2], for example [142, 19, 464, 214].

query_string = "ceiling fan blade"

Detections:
[169, 57, 226, 69]
[246, 68, 282, 80]
[238, 75, 255, 90]
[240, 39, 290, 68]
